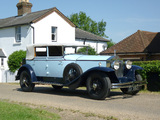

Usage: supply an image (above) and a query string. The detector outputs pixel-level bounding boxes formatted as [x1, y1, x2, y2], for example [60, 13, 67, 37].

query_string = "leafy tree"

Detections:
[7, 50, 26, 73]
[69, 11, 108, 38]
[107, 39, 115, 48]
[77, 46, 97, 55]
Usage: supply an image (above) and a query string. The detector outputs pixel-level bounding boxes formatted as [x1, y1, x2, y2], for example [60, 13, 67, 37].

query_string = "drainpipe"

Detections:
[30, 25, 35, 44]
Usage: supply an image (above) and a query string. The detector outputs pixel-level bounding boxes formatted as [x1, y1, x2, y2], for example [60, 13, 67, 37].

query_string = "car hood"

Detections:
[64, 54, 112, 61]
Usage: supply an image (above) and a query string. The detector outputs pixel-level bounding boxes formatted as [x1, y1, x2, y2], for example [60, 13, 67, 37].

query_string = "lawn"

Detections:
[0, 100, 60, 120]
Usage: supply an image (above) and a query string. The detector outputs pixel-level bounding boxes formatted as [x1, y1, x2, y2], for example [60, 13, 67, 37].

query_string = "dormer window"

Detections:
[15, 26, 21, 43]
[51, 27, 57, 42]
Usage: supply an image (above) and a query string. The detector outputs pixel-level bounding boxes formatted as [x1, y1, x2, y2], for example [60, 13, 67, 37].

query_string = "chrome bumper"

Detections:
[111, 80, 146, 89]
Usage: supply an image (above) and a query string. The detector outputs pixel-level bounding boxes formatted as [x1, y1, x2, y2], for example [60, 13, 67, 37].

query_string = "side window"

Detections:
[35, 47, 47, 57]
[51, 27, 57, 42]
[1, 58, 4, 67]
[49, 46, 62, 56]
[15, 26, 21, 43]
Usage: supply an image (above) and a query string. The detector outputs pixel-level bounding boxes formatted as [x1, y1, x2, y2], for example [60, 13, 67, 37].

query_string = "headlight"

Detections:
[112, 61, 120, 70]
[125, 60, 132, 69]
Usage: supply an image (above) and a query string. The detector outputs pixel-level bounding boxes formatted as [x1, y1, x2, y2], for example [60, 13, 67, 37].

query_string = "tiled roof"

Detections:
[0, 7, 75, 28]
[101, 30, 160, 54]
[75, 28, 109, 42]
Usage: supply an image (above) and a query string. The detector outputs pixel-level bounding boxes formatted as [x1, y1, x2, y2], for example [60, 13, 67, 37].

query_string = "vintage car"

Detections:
[16, 43, 145, 100]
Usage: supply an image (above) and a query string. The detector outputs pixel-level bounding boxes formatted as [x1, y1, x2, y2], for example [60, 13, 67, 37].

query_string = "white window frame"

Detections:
[51, 27, 57, 42]
[15, 26, 21, 43]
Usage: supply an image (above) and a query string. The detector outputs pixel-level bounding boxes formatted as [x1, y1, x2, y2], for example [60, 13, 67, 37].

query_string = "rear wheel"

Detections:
[121, 73, 142, 95]
[63, 63, 82, 83]
[86, 72, 111, 100]
[20, 70, 35, 92]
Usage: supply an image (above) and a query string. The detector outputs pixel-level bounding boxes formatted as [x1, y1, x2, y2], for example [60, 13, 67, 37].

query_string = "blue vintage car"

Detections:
[16, 44, 145, 100]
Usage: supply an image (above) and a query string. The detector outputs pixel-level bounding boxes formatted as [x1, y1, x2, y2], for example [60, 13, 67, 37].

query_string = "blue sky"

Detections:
[0, 0, 160, 43]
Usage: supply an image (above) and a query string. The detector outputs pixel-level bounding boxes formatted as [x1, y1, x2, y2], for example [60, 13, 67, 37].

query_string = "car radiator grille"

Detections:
[115, 61, 124, 78]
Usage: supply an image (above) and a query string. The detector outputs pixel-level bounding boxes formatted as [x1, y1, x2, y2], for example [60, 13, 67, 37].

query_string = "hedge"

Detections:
[133, 60, 160, 91]
[133, 60, 160, 79]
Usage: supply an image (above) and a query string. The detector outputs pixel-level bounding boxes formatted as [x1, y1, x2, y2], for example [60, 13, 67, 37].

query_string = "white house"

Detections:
[0, 0, 109, 83]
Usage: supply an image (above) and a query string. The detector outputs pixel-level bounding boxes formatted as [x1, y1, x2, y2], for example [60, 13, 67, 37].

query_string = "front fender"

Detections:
[67, 67, 115, 89]
[124, 65, 143, 80]
[16, 64, 37, 82]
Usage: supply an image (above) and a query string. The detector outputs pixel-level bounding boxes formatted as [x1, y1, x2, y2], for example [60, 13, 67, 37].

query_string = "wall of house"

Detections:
[75, 39, 107, 54]
[33, 12, 75, 44]
[0, 25, 33, 82]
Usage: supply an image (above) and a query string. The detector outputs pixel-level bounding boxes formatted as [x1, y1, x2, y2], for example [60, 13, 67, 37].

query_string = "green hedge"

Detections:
[133, 60, 160, 91]
[133, 60, 160, 79]
[7, 50, 26, 73]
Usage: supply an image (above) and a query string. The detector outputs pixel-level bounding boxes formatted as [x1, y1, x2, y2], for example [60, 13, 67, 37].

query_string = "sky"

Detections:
[0, 0, 160, 43]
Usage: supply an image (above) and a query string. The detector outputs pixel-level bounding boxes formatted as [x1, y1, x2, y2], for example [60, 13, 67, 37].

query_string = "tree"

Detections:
[69, 11, 108, 38]
[107, 39, 115, 48]
[77, 46, 97, 55]
[7, 50, 26, 73]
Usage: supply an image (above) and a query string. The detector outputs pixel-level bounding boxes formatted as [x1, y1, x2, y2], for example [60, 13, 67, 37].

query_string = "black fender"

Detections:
[67, 67, 115, 89]
[16, 64, 37, 82]
[124, 65, 143, 80]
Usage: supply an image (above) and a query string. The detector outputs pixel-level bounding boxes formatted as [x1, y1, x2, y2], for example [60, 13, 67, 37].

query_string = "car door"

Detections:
[33, 47, 48, 77]
[46, 46, 65, 78]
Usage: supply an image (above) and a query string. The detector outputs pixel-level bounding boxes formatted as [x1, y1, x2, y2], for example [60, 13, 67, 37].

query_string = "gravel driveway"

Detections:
[0, 83, 160, 120]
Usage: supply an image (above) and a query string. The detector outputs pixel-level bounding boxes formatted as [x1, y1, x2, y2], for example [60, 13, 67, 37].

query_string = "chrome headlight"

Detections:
[125, 60, 132, 69]
[112, 61, 120, 70]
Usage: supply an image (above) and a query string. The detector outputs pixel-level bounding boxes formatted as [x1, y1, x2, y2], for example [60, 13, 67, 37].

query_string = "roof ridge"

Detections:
[137, 30, 147, 49]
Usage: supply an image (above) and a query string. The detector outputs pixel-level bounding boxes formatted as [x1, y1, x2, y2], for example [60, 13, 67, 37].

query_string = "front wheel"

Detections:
[20, 70, 35, 92]
[121, 73, 142, 95]
[86, 72, 111, 100]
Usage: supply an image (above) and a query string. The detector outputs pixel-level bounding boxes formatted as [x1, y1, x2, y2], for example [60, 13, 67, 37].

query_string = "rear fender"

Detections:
[68, 67, 116, 89]
[16, 64, 37, 82]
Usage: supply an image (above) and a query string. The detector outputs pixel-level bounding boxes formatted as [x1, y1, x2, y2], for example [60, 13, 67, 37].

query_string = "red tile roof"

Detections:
[101, 30, 160, 55]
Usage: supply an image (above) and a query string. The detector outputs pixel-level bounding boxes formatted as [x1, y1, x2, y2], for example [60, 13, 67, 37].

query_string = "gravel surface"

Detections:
[0, 83, 160, 120]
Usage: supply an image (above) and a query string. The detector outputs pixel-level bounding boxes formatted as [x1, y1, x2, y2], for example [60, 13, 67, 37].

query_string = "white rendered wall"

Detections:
[75, 39, 107, 54]
[33, 12, 75, 44]
[0, 25, 33, 82]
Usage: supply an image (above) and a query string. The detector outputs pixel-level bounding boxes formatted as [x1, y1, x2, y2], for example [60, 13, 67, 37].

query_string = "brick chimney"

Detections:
[16, 0, 33, 16]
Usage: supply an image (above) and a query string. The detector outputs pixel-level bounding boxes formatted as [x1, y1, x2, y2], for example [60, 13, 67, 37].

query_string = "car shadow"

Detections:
[16, 86, 137, 100]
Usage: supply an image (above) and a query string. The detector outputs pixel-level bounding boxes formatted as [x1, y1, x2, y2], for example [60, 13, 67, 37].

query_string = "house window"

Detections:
[51, 27, 57, 42]
[15, 26, 21, 43]
[1, 58, 4, 66]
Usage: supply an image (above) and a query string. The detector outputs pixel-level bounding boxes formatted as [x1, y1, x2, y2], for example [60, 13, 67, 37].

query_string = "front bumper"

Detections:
[111, 80, 146, 89]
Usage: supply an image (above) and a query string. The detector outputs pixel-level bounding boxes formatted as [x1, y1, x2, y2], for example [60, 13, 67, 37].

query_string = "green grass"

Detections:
[0, 100, 60, 120]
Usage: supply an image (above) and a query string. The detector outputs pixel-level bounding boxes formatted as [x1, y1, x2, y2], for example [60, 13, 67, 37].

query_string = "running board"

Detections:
[33, 81, 63, 86]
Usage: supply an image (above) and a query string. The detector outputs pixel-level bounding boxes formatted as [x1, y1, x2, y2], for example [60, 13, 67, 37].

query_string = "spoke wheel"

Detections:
[63, 63, 82, 83]
[20, 71, 35, 92]
[87, 72, 111, 100]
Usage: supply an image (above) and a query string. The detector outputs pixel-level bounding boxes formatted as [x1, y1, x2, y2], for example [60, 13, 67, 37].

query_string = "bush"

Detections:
[133, 60, 160, 91]
[7, 50, 26, 73]
[77, 46, 97, 55]
[133, 60, 160, 79]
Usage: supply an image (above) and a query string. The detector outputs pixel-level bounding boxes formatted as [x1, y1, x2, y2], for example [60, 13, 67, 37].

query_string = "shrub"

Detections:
[133, 60, 160, 91]
[133, 60, 160, 79]
[7, 50, 26, 73]
[77, 46, 97, 55]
